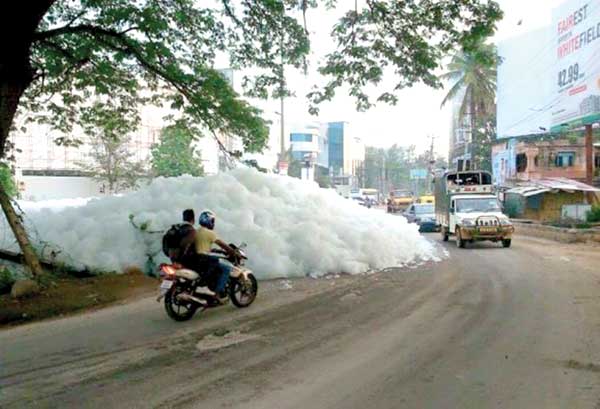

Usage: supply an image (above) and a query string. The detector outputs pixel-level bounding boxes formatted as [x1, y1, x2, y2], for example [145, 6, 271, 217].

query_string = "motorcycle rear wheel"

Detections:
[164, 291, 198, 321]
[229, 274, 258, 308]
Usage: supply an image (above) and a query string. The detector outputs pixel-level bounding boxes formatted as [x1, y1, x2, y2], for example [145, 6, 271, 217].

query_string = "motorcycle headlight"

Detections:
[461, 219, 475, 227]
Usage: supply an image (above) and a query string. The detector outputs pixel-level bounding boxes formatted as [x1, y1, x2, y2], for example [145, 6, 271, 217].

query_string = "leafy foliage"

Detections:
[5, 0, 502, 159]
[587, 205, 600, 223]
[0, 163, 17, 198]
[288, 157, 302, 179]
[471, 113, 496, 172]
[440, 41, 499, 169]
[308, 0, 502, 113]
[364, 145, 446, 192]
[0, 267, 16, 295]
[440, 41, 499, 118]
[151, 123, 204, 177]
[77, 102, 146, 194]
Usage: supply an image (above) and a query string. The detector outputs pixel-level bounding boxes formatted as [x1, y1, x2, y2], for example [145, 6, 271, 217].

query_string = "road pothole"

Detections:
[196, 330, 261, 352]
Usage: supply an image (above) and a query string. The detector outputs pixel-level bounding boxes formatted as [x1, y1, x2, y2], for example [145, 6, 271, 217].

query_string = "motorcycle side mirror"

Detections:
[240, 242, 247, 249]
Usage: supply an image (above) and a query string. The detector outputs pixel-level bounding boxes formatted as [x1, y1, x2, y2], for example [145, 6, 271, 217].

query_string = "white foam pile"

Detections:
[4, 169, 441, 279]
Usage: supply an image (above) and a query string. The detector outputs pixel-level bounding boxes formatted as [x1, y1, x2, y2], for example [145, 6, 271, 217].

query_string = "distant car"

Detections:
[404, 203, 439, 232]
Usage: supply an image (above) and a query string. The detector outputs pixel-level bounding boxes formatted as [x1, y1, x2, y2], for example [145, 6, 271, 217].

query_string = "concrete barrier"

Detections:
[513, 222, 600, 244]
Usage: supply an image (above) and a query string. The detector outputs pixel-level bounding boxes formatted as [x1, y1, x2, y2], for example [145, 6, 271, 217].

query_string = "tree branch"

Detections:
[34, 24, 138, 41]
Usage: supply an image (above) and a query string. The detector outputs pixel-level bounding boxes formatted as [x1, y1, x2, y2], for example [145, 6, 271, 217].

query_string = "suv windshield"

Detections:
[415, 204, 434, 214]
[456, 198, 501, 213]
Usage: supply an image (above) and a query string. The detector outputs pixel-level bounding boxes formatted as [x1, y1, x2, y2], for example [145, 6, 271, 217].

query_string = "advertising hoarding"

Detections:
[497, 28, 554, 138]
[497, 0, 600, 138]
[551, 0, 600, 131]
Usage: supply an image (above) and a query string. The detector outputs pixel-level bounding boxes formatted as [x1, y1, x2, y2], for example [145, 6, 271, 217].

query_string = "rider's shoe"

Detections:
[215, 292, 229, 305]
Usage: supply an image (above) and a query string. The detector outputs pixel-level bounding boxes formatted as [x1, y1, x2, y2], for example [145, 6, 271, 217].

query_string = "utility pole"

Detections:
[585, 124, 593, 185]
[277, 30, 287, 176]
[427, 135, 436, 193]
[280, 86, 285, 158]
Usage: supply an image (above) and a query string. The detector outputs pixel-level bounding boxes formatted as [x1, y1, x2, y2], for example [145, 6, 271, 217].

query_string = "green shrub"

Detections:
[587, 205, 600, 223]
[0, 267, 16, 295]
[0, 163, 17, 197]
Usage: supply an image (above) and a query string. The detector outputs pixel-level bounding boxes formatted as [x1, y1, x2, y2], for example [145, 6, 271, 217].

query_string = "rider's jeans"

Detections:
[215, 261, 232, 294]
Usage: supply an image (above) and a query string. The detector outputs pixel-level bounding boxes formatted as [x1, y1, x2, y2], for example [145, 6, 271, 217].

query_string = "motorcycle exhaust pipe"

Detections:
[177, 293, 208, 306]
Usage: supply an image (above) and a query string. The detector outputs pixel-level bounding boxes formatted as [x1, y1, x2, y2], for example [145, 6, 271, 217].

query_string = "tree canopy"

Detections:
[3, 0, 502, 160]
[78, 101, 146, 193]
[151, 123, 204, 177]
[440, 41, 499, 169]
[440, 41, 499, 119]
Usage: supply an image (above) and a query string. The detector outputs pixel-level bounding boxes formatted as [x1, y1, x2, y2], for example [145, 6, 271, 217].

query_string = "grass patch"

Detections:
[0, 268, 157, 328]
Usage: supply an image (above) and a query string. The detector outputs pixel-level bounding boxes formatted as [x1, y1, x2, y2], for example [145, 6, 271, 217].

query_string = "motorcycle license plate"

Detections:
[160, 280, 173, 291]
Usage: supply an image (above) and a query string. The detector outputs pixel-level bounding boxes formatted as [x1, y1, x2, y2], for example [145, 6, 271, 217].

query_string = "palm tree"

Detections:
[440, 42, 498, 169]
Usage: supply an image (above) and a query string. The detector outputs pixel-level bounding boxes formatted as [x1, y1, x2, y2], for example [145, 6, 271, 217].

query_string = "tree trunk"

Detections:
[0, 183, 44, 277]
[469, 95, 476, 170]
[0, 1, 56, 278]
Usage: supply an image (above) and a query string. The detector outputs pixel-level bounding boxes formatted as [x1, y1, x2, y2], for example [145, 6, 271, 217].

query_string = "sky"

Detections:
[247, 0, 567, 160]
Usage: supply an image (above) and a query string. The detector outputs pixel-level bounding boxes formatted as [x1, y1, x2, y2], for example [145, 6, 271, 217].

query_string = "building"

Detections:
[325, 122, 365, 186]
[580, 95, 600, 117]
[289, 122, 323, 181]
[503, 178, 600, 223]
[287, 121, 364, 186]
[492, 135, 600, 186]
[7, 69, 245, 200]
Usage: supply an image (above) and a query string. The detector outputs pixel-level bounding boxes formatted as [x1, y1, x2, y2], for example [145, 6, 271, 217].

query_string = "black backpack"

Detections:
[162, 223, 195, 261]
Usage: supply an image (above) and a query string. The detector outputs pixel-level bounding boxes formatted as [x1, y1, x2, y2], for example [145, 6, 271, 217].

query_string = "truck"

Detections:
[434, 170, 514, 248]
[387, 189, 413, 213]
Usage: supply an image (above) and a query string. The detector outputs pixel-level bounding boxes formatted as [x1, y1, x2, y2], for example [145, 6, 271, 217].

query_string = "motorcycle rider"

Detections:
[179, 209, 196, 257]
[194, 210, 236, 304]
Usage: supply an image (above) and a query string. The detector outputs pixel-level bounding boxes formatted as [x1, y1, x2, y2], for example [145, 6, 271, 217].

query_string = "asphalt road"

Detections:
[2, 235, 600, 408]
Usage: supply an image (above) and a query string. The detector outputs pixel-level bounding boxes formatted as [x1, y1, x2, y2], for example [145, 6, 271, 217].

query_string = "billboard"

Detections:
[497, 0, 600, 138]
[497, 28, 554, 138]
[551, 0, 600, 131]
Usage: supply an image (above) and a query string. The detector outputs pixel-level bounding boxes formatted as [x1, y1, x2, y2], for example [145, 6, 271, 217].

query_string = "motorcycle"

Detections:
[156, 243, 258, 322]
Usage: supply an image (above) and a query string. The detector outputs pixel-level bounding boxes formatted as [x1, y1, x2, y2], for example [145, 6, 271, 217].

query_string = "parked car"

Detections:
[404, 203, 439, 232]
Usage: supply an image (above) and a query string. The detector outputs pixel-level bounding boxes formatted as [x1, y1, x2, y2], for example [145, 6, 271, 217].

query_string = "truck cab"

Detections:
[435, 171, 514, 248]
[387, 190, 413, 213]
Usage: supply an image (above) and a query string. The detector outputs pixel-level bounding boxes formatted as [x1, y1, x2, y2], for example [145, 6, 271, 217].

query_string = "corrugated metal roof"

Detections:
[506, 187, 550, 197]
[507, 178, 600, 196]
[534, 178, 600, 192]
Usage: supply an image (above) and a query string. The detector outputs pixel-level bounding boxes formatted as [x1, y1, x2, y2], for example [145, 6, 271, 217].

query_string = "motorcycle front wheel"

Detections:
[164, 291, 198, 321]
[229, 274, 258, 308]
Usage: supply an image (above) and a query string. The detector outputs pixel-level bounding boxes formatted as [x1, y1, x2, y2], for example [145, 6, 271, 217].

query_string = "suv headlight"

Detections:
[460, 218, 475, 227]
[500, 218, 512, 226]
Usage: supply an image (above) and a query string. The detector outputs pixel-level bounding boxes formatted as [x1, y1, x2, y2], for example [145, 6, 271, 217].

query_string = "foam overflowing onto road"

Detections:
[4, 169, 442, 278]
